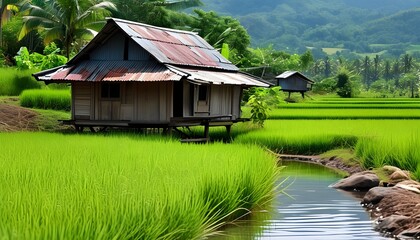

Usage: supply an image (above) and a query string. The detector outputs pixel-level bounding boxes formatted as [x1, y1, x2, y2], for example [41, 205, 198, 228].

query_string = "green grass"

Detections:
[32, 109, 71, 131]
[0, 68, 41, 96]
[266, 108, 420, 119]
[0, 133, 279, 239]
[356, 135, 420, 180]
[20, 89, 71, 111]
[234, 119, 420, 179]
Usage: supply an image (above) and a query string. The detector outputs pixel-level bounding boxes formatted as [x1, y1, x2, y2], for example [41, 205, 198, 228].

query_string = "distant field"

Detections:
[322, 48, 345, 55]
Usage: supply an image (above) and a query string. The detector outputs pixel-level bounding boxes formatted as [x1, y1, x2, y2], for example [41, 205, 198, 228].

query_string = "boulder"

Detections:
[382, 165, 401, 175]
[375, 215, 410, 233]
[331, 171, 379, 190]
[361, 187, 401, 205]
[397, 225, 420, 239]
[389, 170, 411, 184]
[395, 180, 420, 194]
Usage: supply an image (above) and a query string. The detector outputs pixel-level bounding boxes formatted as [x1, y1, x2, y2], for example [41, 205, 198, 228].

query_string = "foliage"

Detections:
[245, 46, 314, 79]
[190, 9, 251, 65]
[111, 0, 201, 28]
[201, 0, 420, 55]
[14, 44, 67, 70]
[246, 87, 282, 127]
[0, 67, 40, 96]
[336, 68, 353, 98]
[19, 0, 117, 58]
[20, 89, 71, 111]
[0, 132, 279, 239]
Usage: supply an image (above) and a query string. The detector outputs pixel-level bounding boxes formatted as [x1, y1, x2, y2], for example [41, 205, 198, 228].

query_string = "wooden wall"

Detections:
[182, 82, 242, 120]
[72, 82, 173, 123]
[72, 83, 92, 120]
[278, 76, 309, 91]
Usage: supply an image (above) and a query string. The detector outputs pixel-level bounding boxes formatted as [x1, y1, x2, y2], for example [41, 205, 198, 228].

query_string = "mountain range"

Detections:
[199, 0, 420, 56]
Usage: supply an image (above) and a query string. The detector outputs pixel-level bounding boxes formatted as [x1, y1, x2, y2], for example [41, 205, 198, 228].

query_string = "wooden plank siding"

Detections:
[278, 76, 308, 92]
[72, 83, 92, 120]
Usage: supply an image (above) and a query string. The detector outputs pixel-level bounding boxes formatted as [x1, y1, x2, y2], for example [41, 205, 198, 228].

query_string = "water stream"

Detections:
[213, 161, 389, 240]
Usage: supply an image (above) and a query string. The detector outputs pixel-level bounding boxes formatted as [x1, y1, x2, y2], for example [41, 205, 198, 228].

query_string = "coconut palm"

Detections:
[19, 0, 117, 58]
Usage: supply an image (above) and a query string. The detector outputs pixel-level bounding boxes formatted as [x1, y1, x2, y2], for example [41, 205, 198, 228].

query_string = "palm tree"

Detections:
[0, 0, 20, 47]
[19, 0, 117, 58]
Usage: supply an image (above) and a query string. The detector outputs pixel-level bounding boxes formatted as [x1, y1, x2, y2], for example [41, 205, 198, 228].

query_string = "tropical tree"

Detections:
[111, 0, 202, 28]
[18, 0, 117, 58]
[0, 0, 20, 47]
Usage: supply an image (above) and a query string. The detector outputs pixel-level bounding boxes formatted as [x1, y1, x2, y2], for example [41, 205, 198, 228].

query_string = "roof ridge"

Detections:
[108, 17, 199, 35]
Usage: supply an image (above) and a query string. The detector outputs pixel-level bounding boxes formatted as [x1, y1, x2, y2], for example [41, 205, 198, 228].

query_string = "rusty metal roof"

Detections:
[68, 18, 237, 71]
[36, 60, 183, 82]
[276, 71, 315, 83]
[35, 60, 268, 87]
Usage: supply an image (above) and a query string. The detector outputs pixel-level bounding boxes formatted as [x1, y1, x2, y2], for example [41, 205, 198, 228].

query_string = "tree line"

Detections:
[0, 0, 418, 98]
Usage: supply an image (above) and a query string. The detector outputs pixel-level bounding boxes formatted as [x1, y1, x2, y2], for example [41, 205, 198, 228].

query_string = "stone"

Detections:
[389, 170, 411, 184]
[397, 225, 420, 239]
[331, 171, 379, 190]
[382, 165, 401, 175]
[361, 187, 400, 205]
[375, 215, 410, 233]
[396, 180, 420, 194]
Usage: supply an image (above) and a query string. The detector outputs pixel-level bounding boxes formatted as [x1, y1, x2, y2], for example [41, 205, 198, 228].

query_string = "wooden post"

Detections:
[204, 121, 209, 140]
[226, 125, 231, 138]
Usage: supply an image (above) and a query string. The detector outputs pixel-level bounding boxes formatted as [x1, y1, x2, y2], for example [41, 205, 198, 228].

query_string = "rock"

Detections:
[389, 170, 411, 184]
[361, 187, 400, 205]
[375, 215, 410, 233]
[396, 180, 420, 194]
[382, 165, 401, 175]
[332, 171, 379, 190]
[397, 225, 420, 239]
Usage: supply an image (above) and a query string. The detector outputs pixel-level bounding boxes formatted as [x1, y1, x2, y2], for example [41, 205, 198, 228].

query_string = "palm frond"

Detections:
[43, 26, 64, 44]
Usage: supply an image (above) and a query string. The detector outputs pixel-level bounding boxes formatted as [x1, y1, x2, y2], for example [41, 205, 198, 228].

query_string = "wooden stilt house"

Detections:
[276, 71, 314, 98]
[33, 18, 269, 138]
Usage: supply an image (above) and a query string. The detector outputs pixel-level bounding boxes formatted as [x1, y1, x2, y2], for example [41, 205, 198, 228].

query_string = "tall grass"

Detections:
[267, 108, 420, 119]
[20, 89, 71, 111]
[356, 135, 420, 180]
[0, 133, 279, 239]
[0, 68, 41, 96]
[234, 120, 420, 179]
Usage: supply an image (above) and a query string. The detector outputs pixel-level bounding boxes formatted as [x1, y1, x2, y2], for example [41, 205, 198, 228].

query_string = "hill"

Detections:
[199, 0, 420, 56]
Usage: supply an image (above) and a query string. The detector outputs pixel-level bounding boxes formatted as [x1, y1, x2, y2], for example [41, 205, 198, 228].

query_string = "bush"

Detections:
[20, 89, 71, 111]
[0, 68, 41, 96]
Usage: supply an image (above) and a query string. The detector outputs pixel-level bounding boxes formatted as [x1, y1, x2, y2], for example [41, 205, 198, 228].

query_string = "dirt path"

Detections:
[0, 103, 39, 132]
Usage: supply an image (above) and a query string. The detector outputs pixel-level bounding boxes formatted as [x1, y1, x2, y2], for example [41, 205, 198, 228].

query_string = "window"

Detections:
[101, 83, 120, 99]
[198, 85, 208, 101]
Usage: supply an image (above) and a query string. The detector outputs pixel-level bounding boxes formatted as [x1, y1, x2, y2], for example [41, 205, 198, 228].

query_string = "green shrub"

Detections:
[20, 89, 71, 111]
[0, 68, 41, 96]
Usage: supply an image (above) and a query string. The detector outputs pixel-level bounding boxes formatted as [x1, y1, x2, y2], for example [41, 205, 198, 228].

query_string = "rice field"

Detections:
[20, 89, 71, 111]
[238, 97, 420, 179]
[0, 133, 279, 239]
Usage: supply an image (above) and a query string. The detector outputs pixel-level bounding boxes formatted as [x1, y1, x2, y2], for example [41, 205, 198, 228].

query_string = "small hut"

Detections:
[33, 18, 269, 139]
[276, 71, 314, 98]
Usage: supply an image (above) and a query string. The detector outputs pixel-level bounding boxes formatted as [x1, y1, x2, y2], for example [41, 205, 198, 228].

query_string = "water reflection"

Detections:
[212, 161, 389, 240]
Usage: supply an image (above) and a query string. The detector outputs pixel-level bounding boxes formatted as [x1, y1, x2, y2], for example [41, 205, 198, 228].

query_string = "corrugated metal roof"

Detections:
[166, 65, 270, 87]
[113, 18, 238, 71]
[276, 71, 315, 83]
[38, 61, 183, 82]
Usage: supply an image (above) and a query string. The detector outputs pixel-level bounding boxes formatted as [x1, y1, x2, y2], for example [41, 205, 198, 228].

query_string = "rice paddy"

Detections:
[237, 97, 420, 179]
[20, 89, 71, 111]
[0, 133, 279, 239]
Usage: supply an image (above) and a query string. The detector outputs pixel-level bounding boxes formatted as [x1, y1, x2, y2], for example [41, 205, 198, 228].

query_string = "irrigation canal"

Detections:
[213, 161, 389, 240]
